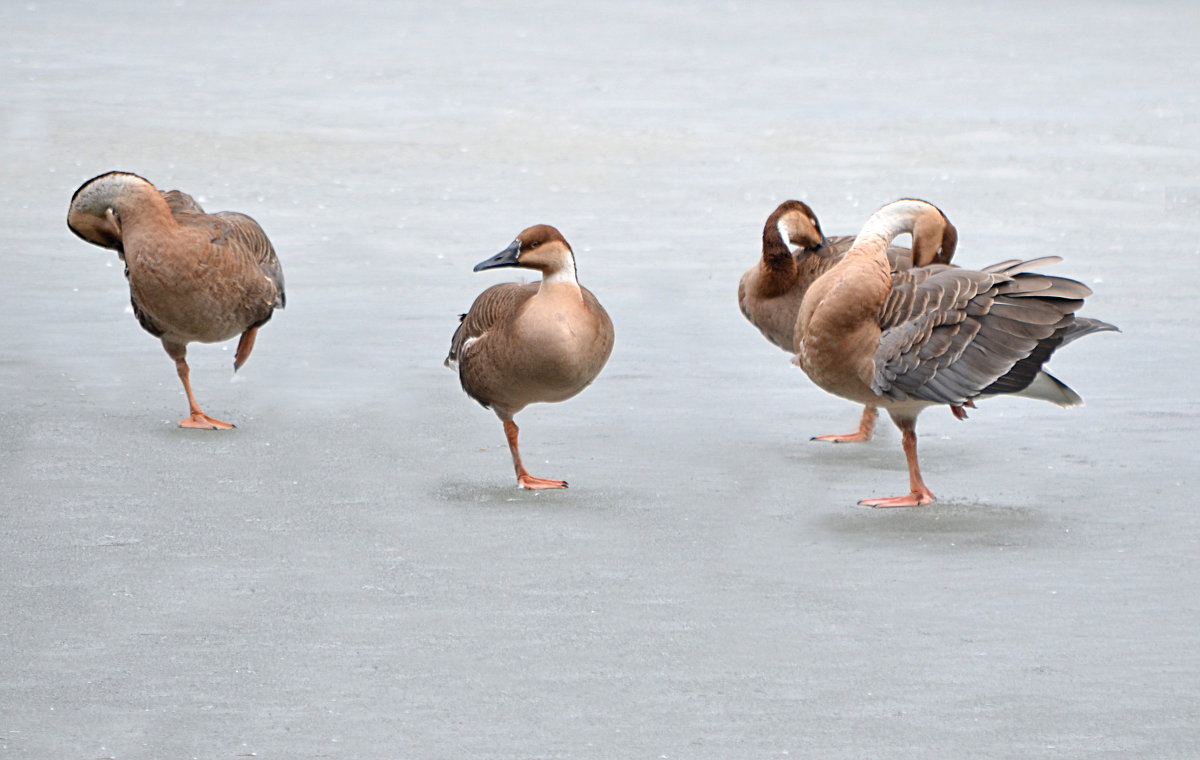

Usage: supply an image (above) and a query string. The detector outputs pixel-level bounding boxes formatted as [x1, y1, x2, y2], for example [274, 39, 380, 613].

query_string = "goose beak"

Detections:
[473, 240, 521, 272]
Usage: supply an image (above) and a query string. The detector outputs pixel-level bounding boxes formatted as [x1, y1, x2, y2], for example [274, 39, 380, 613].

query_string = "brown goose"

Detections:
[738, 199, 957, 442]
[67, 171, 285, 429]
[446, 225, 614, 489]
[794, 198, 1117, 507]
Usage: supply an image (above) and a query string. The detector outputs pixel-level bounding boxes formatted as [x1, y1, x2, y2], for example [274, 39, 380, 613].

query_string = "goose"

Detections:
[446, 225, 614, 489]
[738, 199, 957, 442]
[794, 198, 1117, 507]
[67, 171, 285, 429]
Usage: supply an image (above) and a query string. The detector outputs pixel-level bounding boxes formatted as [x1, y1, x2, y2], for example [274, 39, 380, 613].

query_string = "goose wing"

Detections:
[161, 189, 205, 214]
[213, 211, 286, 309]
[445, 282, 538, 369]
[871, 259, 1098, 405]
[162, 193, 286, 310]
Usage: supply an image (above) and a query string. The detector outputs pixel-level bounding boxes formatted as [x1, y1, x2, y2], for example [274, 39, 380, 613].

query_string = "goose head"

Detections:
[856, 198, 958, 264]
[67, 171, 154, 251]
[906, 199, 957, 266]
[765, 200, 827, 255]
[474, 224, 578, 283]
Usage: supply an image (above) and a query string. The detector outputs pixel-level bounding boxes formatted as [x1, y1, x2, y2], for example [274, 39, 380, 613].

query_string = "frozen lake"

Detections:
[2, 1, 1197, 757]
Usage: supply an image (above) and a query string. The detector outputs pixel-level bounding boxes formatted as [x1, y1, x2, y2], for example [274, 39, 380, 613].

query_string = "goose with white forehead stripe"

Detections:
[739, 198, 956, 442]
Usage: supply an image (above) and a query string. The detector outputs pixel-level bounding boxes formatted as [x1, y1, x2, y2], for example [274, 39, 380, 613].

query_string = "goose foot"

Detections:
[168, 348, 235, 430]
[812, 431, 871, 443]
[179, 412, 236, 430]
[812, 405, 877, 443]
[505, 420, 567, 489]
[517, 472, 568, 490]
[858, 489, 934, 508]
[858, 416, 934, 507]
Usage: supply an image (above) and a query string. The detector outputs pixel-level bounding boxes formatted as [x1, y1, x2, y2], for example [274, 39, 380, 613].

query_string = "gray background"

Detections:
[2, 1, 1196, 758]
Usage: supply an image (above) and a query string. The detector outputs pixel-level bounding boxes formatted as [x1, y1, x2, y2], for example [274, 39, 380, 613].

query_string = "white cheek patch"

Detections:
[778, 219, 800, 254]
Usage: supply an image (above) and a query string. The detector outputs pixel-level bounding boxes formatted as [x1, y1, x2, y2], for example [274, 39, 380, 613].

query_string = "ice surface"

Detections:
[1, 1, 1197, 758]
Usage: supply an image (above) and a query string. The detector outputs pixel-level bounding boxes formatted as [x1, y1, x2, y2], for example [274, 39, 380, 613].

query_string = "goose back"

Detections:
[160, 189, 286, 311]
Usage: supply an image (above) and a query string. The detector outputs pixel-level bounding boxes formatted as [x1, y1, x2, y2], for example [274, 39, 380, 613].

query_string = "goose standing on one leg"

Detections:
[738, 199, 957, 442]
[794, 198, 1117, 507]
[446, 225, 614, 489]
[67, 171, 285, 429]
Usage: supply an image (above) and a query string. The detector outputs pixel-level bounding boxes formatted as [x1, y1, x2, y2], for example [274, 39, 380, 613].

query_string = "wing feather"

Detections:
[445, 282, 538, 370]
[871, 258, 1114, 405]
[214, 211, 286, 309]
[162, 192, 286, 311]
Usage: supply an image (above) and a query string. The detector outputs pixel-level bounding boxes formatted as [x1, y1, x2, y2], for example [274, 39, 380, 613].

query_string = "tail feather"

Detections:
[1014, 370, 1084, 407]
[1058, 317, 1121, 347]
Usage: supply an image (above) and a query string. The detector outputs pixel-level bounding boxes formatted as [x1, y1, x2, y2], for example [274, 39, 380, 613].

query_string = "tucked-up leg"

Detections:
[950, 399, 976, 421]
[503, 419, 567, 490]
[858, 414, 934, 508]
[812, 405, 878, 443]
[234, 326, 259, 371]
[163, 340, 235, 430]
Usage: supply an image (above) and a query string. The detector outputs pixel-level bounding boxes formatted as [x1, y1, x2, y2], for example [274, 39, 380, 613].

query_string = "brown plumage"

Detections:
[794, 198, 1117, 507]
[67, 171, 285, 429]
[446, 225, 614, 489]
[738, 199, 957, 442]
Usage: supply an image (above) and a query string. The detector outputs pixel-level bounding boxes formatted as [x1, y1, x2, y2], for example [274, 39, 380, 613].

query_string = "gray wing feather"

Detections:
[871, 258, 1115, 405]
[980, 255, 1062, 275]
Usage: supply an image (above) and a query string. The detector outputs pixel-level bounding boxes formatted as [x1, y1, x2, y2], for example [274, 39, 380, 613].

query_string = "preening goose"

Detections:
[794, 198, 1117, 507]
[738, 199, 957, 441]
[68, 171, 285, 429]
[446, 225, 614, 489]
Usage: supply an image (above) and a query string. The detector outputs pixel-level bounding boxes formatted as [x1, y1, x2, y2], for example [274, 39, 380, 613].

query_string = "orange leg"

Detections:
[858, 416, 934, 508]
[164, 341, 235, 430]
[503, 419, 567, 490]
[812, 405, 877, 443]
[234, 326, 259, 371]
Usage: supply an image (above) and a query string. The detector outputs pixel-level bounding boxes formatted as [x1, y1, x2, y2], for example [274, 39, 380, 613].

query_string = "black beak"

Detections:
[473, 240, 521, 272]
